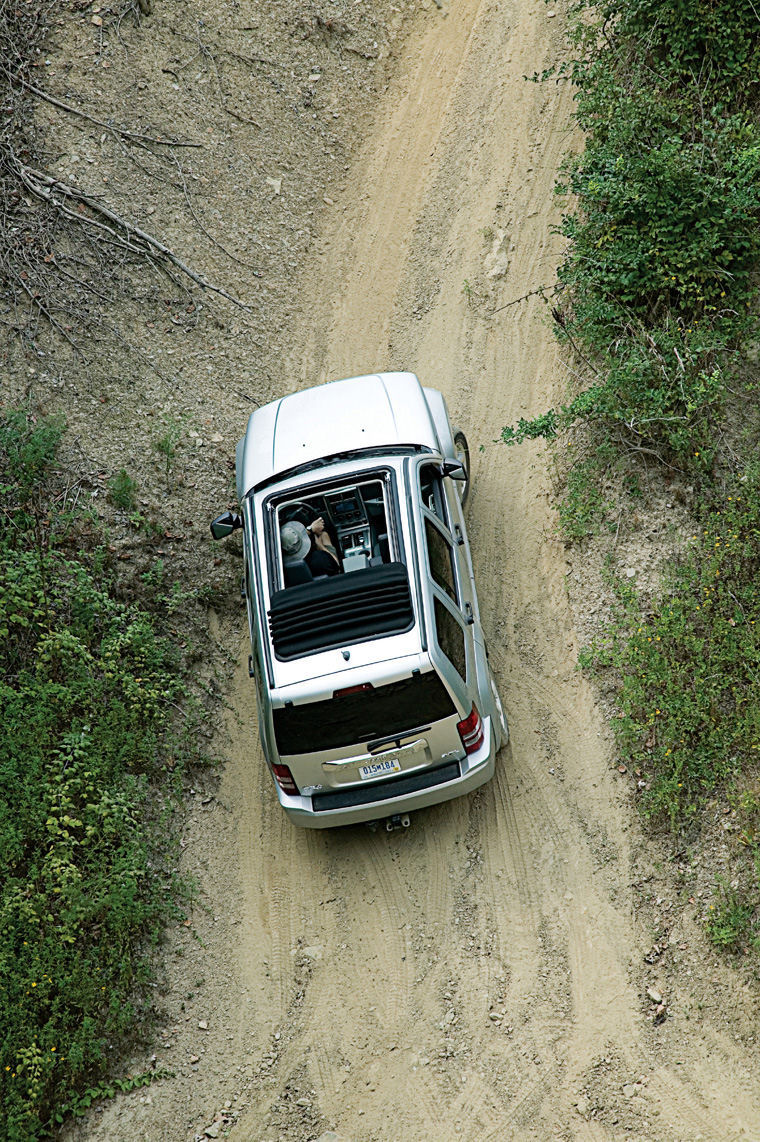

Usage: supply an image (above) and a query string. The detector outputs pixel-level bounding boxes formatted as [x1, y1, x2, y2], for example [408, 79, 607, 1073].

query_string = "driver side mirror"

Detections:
[210, 511, 243, 540]
[441, 460, 466, 482]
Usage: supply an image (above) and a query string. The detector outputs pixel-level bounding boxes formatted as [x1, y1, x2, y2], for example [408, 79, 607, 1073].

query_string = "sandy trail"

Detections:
[220, 2, 760, 1139]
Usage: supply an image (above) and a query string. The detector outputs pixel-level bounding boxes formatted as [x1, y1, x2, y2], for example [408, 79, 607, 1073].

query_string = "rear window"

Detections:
[273, 670, 456, 755]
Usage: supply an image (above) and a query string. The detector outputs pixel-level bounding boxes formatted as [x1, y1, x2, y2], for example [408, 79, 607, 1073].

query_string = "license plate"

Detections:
[358, 756, 402, 781]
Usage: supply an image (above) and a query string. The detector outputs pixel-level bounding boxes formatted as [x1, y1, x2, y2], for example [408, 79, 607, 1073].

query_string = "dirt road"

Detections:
[66, 0, 760, 1138]
[220, 3, 760, 1140]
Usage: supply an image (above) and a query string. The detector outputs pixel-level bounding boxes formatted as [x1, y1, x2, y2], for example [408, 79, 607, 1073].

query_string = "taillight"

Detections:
[272, 764, 299, 795]
[457, 704, 484, 755]
[333, 683, 373, 698]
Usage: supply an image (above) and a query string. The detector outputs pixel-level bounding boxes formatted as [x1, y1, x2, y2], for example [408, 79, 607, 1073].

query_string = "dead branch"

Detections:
[489, 285, 548, 315]
[168, 151, 261, 272]
[12, 158, 251, 310]
[20, 81, 203, 149]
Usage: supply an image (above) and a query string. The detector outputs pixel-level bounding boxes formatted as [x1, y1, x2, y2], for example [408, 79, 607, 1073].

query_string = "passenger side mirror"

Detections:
[441, 460, 466, 482]
[210, 511, 243, 540]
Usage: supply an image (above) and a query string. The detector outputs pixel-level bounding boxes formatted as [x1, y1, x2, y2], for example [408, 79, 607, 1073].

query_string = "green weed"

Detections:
[107, 468, 138, 512]
[0, 409, 203, 1140]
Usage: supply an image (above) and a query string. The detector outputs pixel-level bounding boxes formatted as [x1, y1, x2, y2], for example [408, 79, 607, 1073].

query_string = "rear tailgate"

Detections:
[272, 671, 464, 794]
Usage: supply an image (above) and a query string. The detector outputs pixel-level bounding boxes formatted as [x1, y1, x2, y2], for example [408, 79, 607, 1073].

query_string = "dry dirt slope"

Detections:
[65, 0, 760, 1139]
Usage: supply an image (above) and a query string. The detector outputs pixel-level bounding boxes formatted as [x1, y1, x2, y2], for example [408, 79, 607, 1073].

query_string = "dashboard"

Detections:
[326, 488, 367, 529]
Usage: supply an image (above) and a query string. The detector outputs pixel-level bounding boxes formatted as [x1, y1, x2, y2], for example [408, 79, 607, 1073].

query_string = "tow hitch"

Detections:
[385, 813, 411, 832]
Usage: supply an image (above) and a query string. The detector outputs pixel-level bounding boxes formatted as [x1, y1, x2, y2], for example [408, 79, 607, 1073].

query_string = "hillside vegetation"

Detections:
[504, 0, 760, 953]
[0, 410, 206, 1139]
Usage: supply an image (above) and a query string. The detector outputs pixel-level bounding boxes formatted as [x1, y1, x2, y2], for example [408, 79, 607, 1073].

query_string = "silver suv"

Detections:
[210, 372, 508, 828]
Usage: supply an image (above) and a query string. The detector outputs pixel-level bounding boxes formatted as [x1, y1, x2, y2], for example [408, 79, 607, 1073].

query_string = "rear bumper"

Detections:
[277, 717, 497, 829]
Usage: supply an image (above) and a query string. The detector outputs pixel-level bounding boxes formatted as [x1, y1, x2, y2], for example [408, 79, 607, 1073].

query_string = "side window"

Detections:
[434, 598, 467, 682]
[419, 464, 447, 524]
[424, 518, 457, 603]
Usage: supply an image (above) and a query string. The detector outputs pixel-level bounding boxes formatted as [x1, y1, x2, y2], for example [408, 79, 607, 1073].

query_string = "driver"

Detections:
[306, 516, 341, 576]
[280, 517, 341, 578]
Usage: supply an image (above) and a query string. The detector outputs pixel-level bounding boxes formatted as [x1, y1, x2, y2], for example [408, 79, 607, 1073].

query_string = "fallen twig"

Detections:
[489, 285, 548, 315]
[20, 80, 203, 149]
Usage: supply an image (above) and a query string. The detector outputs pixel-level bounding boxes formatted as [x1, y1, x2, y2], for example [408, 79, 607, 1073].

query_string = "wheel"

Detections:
[490, 672, 509, 749]
[282, 500, 318, 527]
[453, 429, 470, 507]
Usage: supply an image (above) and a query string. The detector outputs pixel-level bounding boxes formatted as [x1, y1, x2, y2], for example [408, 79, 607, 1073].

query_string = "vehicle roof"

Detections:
[237, 372, 440, 496]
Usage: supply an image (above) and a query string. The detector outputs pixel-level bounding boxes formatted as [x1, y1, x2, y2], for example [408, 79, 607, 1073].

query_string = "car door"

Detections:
[414, 459, 474, 700]
[416, 457, 501, 745]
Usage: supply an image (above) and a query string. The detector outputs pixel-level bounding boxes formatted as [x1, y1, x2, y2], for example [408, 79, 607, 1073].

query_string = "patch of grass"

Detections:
[0, 408, 204, 1140]
[707, 884, 758, 953]
[556, 446, 617, 539]
[107, 467, 138, 512]
[580, 482, 760, 948]
[583, 486, 760, 825]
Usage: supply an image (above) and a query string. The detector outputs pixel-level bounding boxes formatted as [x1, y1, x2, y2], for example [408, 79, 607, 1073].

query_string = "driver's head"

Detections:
[280, 520, 311, 563]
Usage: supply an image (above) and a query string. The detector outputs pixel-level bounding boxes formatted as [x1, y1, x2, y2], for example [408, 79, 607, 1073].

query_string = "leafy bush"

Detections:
[0, 409, 200, 1139]
[501, 2, 760, 463]
[595, 0, 760, 98]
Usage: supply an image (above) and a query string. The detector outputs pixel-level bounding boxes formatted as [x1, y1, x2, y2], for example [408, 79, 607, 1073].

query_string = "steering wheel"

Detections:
[282, 501, 318, 528]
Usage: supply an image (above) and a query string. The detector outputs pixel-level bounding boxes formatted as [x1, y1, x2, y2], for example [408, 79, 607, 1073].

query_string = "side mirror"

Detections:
[210, 511, 243, 540]
[441, 460, 466, 482]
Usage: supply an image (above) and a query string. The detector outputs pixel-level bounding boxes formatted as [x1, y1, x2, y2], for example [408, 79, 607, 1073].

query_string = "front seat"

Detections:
[284, 560, 313, 587]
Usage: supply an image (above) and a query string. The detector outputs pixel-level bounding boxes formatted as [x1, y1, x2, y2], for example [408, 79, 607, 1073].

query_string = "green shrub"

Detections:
[583, 486, 760, 825]
[594, 0, 760, 98]
[0, 409, 200, 1139]
[501, 4, 760, 463]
